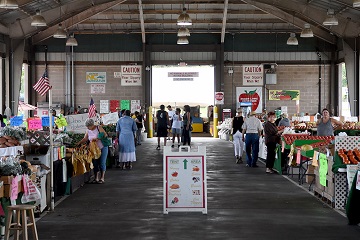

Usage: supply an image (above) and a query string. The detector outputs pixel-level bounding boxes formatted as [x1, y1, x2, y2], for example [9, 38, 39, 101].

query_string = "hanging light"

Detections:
[177, 1, 192, 26]
[0, 0, 19, 9]
[287, 33, 298, 45]
[300, 23, 314, 38]
[323, 9, 338, 26]
[53, 23, 67, 38]
[66, 34, 78, 47]
[177, 27, 190, 37]
[353, 0, 360, 7]
[177, 36, 189, 45]
[31, 10, 47, 27]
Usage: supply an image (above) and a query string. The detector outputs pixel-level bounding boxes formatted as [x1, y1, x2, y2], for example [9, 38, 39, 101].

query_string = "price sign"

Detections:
[110, 100, 119, 113]
[163, 146, 207, 214]
[121, 100, 130, 111]
[10, 116, 23, 126]
[28, 118, 42, 130]
[41, 116, 55, 127]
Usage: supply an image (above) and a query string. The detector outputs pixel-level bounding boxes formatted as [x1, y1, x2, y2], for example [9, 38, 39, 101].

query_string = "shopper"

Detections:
[0, 114, 5, 129]
[116, 110, 137, 169]
[242, 111, 263, 167]
[182, 105, 192, 146]
[156, 105, 170, 150]
[134, 111, 143, 145]
[278, 113, 291, 127]
[316, 108, 343, 136]
[77, 118, 108, 183]
[167, 105, 175, 140]
[264, 112, 284, 173]
[231, 108, 244, 164]
[171, 108, 182, 148]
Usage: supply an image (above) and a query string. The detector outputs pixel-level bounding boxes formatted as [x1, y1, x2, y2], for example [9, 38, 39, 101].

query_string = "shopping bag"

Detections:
[21, 174, 41, 203]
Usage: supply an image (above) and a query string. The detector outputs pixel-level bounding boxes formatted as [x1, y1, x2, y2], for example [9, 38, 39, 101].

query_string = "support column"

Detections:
[10, 39, 25, 115]
[215, 43, 224, 121]
[343, 39, 356, 116]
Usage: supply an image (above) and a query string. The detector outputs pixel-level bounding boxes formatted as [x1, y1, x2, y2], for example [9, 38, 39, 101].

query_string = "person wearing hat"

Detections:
[242, 111, 263, 167]
[278, 113, 291, 127]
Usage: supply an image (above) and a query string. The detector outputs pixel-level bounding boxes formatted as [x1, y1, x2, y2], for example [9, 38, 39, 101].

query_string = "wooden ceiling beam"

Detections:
[80, 19, 285, 24]
[221, 0, 229, 43]
[138, 0, 146, 43]
[100, 9, 267, 15]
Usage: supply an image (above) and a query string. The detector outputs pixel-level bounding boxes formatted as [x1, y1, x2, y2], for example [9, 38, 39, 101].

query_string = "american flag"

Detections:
[88, 98, 96, 118]
[33, 69, 51, 96]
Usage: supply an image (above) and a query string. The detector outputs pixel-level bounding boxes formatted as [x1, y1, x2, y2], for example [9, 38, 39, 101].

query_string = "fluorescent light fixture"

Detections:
[0, 0, 19, 9]
[287, 33, 298, 45]
[353, 0, 360, 7]
[177, 8, 192, 26]
[323, 9, 338, 26]
[177, 36, 189, 45]
[31, 10, 47, 27]
[53, 23, 67, 38]
[177, 27, 190, 37]
[66, 34, 78, 47]
[300, 23, 314, 38]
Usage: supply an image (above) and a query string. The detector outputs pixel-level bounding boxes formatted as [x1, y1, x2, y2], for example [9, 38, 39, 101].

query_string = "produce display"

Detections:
[282, 134, 334, 146]
[338, 122, 360, 130]
[338, 149, 360, 164]
[0, 135, 21, 148]
[292, 121, 317, 130]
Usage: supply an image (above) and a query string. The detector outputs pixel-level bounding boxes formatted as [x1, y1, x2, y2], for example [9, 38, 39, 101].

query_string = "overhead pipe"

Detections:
[316, 49, 321, 113]
[71, 46, 75, 110]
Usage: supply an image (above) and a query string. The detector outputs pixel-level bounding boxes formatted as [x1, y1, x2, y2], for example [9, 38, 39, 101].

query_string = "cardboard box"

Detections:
[306, 165, 315, 183]
[0, 176, 14, 185]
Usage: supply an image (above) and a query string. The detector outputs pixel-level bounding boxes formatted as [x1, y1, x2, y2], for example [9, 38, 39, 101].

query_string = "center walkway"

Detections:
[36, 138, 360, 240]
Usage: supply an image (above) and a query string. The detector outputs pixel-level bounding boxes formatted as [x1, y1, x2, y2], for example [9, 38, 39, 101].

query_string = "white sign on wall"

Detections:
[236, 87, 263, 113]
[215, 92, 224, 105]
[121, 65, 142, 86]
[114, 72, 121, 78]
[131, 100, 141, 113]
[100, 100, 109, 113]
[242, 65, 264, 85]
[163, 146, 207, 214]
[91, 84, 106, 94]
[65, 114, 90, 133]
[101, 112, 119, 125]
[168, 72, 199, 77]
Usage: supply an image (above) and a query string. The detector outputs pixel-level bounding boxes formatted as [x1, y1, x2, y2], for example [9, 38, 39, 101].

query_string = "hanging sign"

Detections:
[269, 90, 300, 100]
[236, 87, 263, 113]
[120, 65, 142, 86]
[65, 113, 89, 133]
[163, 146, 207, 214]
[28, 118, 42, 130]
[131, 100, 141, 113]
[347, 165, 359, 189]
[10, 116, 23, 126]
[214, 92, 224, 105]
[242, 65, 263, 85]
[121, 100, 130, 111]
[101, 112, 119, 125]
[168, 72, 199, 77]
[86, 72, 107, 83]
[90, 84, 106, 94]
[41, 116, 55, 127]
[100, 100, 110, 114]
[110, 100, 119, 113]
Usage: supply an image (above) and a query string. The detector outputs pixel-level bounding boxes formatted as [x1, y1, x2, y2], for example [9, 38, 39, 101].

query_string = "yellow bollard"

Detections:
[147, 106, 153, 138]
[213, 106, 218, 138]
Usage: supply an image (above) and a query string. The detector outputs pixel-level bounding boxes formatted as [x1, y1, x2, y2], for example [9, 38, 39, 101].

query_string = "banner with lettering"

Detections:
[236, 87, 263, 114]
[86, 72, 107, 83]
[269, 90, 300, 100]
[120, 65, 142, 86]
[242, 65, 264, 86]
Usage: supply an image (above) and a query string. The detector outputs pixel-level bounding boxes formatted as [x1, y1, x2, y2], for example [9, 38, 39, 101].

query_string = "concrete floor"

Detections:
[35, 138, 360, 240]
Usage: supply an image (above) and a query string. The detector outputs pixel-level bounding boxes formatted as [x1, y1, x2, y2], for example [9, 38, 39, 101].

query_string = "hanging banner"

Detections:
[86, 72, 107, 83]
[163, 146, 207, 214]
[100, 100, 110, 114]
[121, 100, 130, 111]
[91, 84, 106, 94]
[65, 114, 89, 133]
[269, 90, 300, 100]
[236, 87, 263, 113]
[214, 92, 224, 105]
[242, 65, 264, 85]
[121, 65, 142, 86]
[131, 100, 141, 113]
[110, 100, 119, 113]
[101, 112, 119, 125]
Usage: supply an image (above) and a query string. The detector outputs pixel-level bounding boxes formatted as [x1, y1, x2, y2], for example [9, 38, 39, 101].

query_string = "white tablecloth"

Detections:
[0, 146, 24, 157]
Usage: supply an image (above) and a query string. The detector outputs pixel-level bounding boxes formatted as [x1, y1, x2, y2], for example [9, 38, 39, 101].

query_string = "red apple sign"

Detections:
[239, 89, 260, 111]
